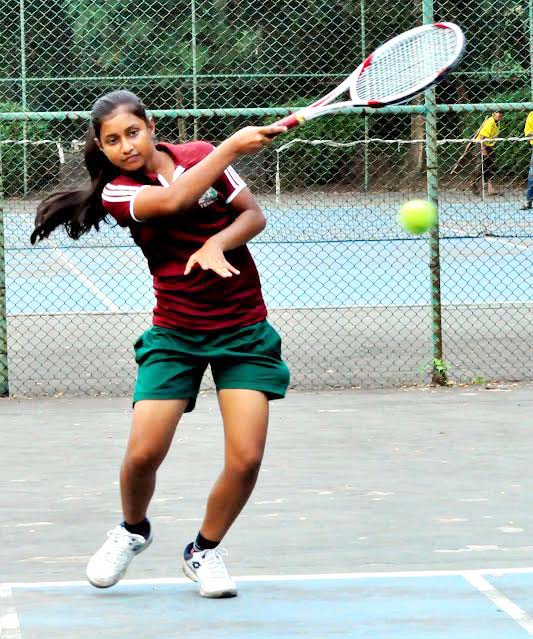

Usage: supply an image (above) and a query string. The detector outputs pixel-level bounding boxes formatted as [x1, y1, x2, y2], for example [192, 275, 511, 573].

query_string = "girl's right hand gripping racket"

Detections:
[274, 22, 465, 129]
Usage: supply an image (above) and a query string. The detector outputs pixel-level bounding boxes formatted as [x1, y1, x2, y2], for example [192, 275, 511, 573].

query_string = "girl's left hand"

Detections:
[184, 239, 241, 278]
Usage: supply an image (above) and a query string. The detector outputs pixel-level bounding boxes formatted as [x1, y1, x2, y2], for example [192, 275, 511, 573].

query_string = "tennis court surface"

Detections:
[5, 193, 531, 314]
[2, 383, 533, 638]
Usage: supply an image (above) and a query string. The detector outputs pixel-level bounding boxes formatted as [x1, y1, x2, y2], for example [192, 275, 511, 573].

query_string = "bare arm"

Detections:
[133, 124, 285, 221]
[184, 189, 266, 278]
[207, 189, 266, 251]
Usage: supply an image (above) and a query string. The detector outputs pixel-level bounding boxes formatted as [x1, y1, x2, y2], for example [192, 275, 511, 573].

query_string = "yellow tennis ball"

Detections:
[397, 200, 437, 235]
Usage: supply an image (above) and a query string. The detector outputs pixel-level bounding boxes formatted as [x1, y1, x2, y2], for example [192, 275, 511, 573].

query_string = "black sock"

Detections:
[193, 531, 220, 552]
[122, 518, 151, 540]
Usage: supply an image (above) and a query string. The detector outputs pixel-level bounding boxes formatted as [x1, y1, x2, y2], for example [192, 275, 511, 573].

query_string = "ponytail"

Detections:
[30, 128, 120, 244]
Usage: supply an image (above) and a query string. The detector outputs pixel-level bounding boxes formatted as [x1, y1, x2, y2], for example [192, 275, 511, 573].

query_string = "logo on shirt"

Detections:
[198, 187, 218, 208]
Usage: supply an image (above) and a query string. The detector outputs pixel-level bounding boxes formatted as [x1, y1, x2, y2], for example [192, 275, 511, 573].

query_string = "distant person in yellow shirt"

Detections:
[521, 111, 533, 209]
[471, 111, 504, 196]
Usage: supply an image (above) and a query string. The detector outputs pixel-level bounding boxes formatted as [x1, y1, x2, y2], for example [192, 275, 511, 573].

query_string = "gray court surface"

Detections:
[1, 384, 533, 637]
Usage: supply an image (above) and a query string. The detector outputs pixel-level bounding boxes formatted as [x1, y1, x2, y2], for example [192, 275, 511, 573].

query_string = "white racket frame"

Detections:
[274, 22, 465, 129]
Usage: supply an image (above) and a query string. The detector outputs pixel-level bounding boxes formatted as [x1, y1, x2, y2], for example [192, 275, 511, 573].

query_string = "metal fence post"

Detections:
[0, 152, 8, 396]
[191, 0, 198, 139]
[20, 0, 29, 196]
[530, 0, 533, 99]
[423, 0, 447, 385]
[361, 0, 369, 192]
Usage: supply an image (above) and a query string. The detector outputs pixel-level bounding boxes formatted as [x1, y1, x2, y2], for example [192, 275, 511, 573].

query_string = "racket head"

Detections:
[349, 22, 465, 107]
[273, 22, 465, 129]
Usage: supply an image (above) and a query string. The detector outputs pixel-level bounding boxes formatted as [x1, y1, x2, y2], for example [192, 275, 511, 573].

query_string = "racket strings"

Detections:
[354, 28, 460, 102]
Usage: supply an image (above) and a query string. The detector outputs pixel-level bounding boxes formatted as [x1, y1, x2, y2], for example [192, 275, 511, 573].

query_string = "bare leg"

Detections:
[199, 389, 269, 541]
[120, 399, 188, 523]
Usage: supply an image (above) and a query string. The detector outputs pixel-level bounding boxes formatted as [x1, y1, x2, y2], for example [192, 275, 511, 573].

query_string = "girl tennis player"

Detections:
[31, 90, 290, 598]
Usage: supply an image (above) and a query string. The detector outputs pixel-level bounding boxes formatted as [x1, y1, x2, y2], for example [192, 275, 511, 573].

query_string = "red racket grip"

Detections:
[273, 113, 303, 129]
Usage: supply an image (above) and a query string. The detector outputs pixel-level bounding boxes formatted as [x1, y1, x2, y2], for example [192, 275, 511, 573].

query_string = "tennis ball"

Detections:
[397, 199, 437, 235]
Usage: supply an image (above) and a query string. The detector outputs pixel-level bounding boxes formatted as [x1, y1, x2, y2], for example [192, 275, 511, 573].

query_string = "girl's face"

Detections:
[97, 108, 155, 172]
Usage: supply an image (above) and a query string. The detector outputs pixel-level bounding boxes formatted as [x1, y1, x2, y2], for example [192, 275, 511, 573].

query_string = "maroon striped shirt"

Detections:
[101, 141, 267, 331]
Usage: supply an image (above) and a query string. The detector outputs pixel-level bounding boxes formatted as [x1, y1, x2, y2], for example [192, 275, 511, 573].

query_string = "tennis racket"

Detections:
[273, 22, 465, 129]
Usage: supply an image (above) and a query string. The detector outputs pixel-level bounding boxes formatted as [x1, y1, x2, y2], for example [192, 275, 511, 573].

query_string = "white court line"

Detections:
[52, 248, 120, 313]
[318, 409, 358, 413]
[442, 224, 532, 251]
[0, 585, 22, 639]
[6, 566, 533, 589]
[483, 235, 533, 252]
[465, 573, 533, 636]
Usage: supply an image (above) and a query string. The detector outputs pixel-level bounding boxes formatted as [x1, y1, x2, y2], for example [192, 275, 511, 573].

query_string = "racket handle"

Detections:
[272, 113, 303, 129]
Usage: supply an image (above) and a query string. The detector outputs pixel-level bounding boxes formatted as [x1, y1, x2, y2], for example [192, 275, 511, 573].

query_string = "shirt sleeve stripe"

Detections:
[225, 166, 246, 190]
[130, 185, 150, 222]
[224, 167, 238, 189]
[104, 183, 142, 192]
[102, 193, 136, 203]
[102, 189, 137, 197]
[226, 182, 246, 204]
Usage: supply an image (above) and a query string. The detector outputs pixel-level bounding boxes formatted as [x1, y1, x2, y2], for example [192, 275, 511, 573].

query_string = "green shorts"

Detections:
[133, 320, 290, 412]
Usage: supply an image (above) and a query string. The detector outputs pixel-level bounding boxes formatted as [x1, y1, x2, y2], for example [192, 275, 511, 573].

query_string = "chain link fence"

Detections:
[0, 0, 532, 396]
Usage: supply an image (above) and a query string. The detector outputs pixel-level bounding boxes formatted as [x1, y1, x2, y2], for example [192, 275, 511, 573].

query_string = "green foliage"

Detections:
[1, 0, 532, 193]
[66, 0, 193, 77]
[268, 99, 367, 189]
[441, 89, 533, 180]
[452, 0, 529, 78]
[418, 357, 453, 384]
[432, 358, 452, 376]
[0, 0, 531, 116]
[471, 91, 530, 179]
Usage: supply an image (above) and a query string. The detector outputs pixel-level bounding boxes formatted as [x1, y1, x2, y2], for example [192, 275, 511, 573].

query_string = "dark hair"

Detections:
[30, 90, 149, 244]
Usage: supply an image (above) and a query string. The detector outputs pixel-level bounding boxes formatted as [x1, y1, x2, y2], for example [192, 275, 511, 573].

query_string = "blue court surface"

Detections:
[3, 569, 533, 638]
[2, 378, 533, 637]
[4, 197, 532, 315]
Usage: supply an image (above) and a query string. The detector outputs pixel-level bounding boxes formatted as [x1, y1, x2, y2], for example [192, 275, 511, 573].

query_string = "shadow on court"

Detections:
[1, 384, 533, 637]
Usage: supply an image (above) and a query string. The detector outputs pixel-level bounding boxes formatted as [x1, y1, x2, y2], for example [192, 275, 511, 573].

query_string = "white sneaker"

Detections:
[86, 525, 153, 588]
[182, 542, 237, 598]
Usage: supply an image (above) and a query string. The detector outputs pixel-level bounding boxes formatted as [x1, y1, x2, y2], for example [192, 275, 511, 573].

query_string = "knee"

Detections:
[125, 446, 164, 474]
[227, 449, 263, 479]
